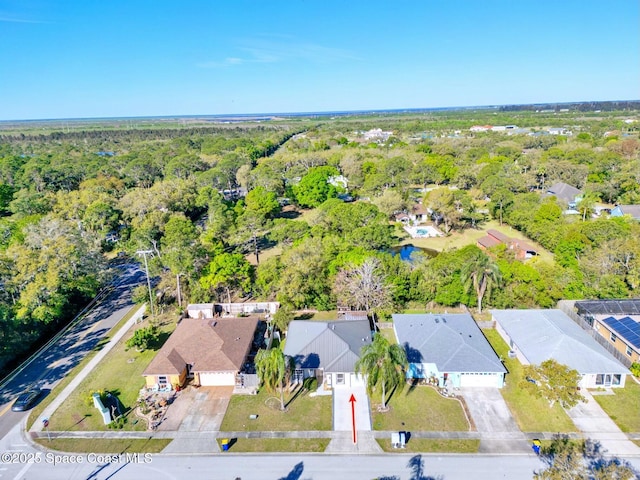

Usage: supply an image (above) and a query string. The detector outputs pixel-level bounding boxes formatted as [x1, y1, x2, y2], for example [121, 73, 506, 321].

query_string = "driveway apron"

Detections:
[460, 387, 530, 454]
[326, 385, 382, 453]
[567, 389, 640, 457]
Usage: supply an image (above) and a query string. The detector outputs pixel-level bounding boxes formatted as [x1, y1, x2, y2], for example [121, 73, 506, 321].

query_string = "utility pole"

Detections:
[136, 250, 154, 318]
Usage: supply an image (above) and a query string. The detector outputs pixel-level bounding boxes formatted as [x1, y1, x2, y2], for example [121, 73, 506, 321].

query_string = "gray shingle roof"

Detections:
[283, 320, 372, 373]
[547, 182, 582, 203]
[392, 314, 506, 374]
[491, 309, 629, 375]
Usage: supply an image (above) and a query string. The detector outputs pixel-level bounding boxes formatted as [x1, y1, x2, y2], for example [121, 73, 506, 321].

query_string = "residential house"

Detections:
[492, 309, 630, 388]
[575, 299, 640, 364]
[546, 182, 583, 209]
[393, 313, 507, 388]
[187, 302, 279, 318]
[363, 128, 393, 142]
[142, 316, 259, 390]
[283, 320, 371, 390]
[477, 229, 538, 259]
[610, 205, 640, 221]
[409, 203, 430, 224]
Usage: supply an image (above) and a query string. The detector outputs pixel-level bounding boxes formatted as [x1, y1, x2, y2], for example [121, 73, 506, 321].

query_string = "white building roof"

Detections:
[491, 309, 629, 375]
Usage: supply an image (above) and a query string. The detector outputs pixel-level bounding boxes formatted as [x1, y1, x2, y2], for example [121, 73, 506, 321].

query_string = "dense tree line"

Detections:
[0, 108, 638, 377]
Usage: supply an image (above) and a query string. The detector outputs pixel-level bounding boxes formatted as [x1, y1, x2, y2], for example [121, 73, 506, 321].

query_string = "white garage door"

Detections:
[460, 373, 500, 388]
[199, 372, 235, 386]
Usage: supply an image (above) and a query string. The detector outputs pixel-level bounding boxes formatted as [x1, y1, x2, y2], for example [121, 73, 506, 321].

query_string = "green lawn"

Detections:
[28, 305, 142, 430]
[376, 438, 480, 453]
[34, 438, 171, 453]
[372, 385, 470, 432]
[45, 314, 178, 432]
[378, 328, 397, 344]
[217, 438, 329, 453]
[483, 328, 576, 432]
[220, 381, 332, 431]
[591, 379, 640, 433]
[400, 219, 553, 263]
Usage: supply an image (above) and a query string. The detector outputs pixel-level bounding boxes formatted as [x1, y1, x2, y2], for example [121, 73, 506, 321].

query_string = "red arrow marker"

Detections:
[349, 394, 357, 444]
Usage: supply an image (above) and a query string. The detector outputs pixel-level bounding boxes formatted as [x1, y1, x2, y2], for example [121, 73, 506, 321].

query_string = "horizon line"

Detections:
[1, 99, 639, 124]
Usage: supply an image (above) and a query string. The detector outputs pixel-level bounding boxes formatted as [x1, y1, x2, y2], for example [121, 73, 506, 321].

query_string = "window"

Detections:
[627, 346, 633, 357]
[612, 374, 621, 386]
[610, 332, 617, 343]
[595, 374, 604, 385]
[336, 373, 345, 385]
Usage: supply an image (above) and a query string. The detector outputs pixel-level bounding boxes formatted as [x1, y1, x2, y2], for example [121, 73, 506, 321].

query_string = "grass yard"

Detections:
[217, 438, 329, 453]
[400, 219, 553, 263]
[376, 438, 480, 453]
[220, 381, 332, 431]
[44, 314, 178, 432]
[372, 385, 470, 432]
[34, 438, 171, 453]
[28, 305, 142, 430]
[483, 328, 576, 433]
[378, 328, 397, 344]
[591, 379, 640, 433]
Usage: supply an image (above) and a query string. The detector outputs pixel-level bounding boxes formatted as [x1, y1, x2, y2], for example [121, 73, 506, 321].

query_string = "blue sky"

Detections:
[0, 0, 638, 120]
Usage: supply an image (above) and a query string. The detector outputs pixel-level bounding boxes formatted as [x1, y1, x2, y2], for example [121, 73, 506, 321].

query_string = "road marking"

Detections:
[13, 461, 34, 480]
[0, 403, 13, 418]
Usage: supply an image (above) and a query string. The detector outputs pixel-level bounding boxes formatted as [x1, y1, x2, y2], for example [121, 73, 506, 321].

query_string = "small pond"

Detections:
[387, 244, 438, 262]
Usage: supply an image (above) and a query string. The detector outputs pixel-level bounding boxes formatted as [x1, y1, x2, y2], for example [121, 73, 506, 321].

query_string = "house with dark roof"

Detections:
[610, 205, 640, 220]
[492, 309, 630, 388]
[392, 313, 507, 388]
[283, 320, 371, 390]
[142, 316, 259, 390]
[546, 182, 583, 208]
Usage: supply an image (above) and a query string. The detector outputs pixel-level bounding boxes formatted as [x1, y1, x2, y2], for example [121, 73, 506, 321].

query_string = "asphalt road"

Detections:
[0, 263, 145, 438]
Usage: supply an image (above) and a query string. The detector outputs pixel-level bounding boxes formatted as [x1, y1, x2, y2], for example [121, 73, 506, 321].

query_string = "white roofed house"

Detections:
[393, 314, 507, 389]
[492, 309, 630, 388]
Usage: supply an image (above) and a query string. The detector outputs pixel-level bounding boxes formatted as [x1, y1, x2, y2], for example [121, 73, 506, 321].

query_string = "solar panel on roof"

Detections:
[602, 316, 640, 349]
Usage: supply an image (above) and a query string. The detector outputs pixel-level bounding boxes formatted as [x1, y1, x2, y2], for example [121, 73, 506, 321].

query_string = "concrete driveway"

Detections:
[157, 385, 232, 432]
[326, 385, 382, 453]
[567, 389, 640, 457]
[460, 387, 530, 453]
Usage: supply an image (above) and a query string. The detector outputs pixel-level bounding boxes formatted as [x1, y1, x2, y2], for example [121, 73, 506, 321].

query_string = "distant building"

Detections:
[477, 229, 538, 260]
[546, 182, 583, 208]
[363, 128, 393, 142]
[610, 205, 640, 221]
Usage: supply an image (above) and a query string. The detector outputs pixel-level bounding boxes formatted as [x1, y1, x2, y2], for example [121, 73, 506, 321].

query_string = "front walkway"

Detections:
[460, 387, 530, 454]
[566, 389, 640, 457]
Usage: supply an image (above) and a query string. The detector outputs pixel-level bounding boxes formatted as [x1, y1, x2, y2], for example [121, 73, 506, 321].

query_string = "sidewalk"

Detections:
[30, 305, 146, 433]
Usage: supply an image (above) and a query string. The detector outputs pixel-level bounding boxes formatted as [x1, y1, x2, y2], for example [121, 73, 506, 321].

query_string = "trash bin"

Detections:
[531, 439, 541, 455]
[221, 438, 230, 451]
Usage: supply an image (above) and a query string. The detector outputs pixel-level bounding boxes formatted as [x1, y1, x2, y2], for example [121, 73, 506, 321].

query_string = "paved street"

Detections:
[0, 264, 145, 438]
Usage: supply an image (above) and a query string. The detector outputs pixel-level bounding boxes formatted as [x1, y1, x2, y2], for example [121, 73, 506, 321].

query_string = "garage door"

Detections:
[199, 372, 236, 386]
[460, 373, 501, 387]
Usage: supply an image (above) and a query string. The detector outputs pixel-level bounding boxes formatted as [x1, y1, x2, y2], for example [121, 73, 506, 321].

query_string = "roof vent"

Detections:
[435, 318, 440, 323]
[331, 324, 335, 330]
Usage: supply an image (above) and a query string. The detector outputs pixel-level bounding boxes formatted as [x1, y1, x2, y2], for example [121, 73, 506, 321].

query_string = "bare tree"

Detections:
[333, 257, 392, 322]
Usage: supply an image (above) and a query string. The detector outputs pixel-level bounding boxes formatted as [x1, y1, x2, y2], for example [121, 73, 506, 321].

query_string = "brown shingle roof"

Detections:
[487, 229, 510, 243]
[143, 317, 259, 376]
[477, 235, 501, 249]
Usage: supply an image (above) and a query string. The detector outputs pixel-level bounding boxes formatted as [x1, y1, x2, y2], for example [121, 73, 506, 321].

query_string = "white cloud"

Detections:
[197, 35, 359, 69]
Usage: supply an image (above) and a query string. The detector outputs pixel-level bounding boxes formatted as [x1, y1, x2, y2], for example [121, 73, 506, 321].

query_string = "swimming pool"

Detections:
[404, 225, 443, 238]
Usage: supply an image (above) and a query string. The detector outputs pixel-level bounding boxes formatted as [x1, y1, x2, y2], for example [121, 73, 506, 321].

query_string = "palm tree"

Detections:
[255, 347, 294, 411]
[355, 334, 407, 410]
[460, 251, 502, 314]
[577, 191, 600, 222]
